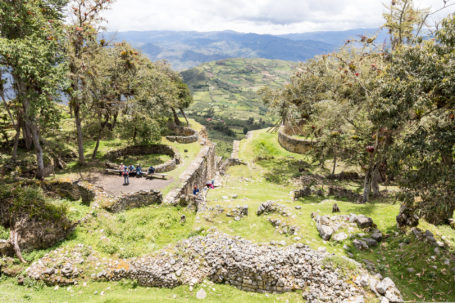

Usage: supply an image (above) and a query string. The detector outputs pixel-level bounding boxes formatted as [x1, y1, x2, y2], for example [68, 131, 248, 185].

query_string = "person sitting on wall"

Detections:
[119, 163, 125, 176]
[206, 180, 214, 189]
[193, 185, 200, 195]
[148, 166, 155, 174]
[136, 164, 142, 177]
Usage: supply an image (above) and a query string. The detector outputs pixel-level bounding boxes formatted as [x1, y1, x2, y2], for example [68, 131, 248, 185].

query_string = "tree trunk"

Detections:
[179, 107, 189, 126]
[22, 122, 33, 150]
[110, 110, 119, 131]
[10, 229, 27, 264]
[362, 168, 371, 203]
[171, 107, 181, 126]
[73, 104, 85, 165]
[92, 118, 108, 160]
[29, 121, 45, 179]
[331, 152, 337, 176]
[12, 122, 21, 162]
[132, 126, 137, 143]
[362, 129, 380, 203]
[371, 166, 381, 196]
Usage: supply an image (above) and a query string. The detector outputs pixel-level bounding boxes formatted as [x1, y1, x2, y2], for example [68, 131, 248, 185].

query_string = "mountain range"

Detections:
[103, 28, 386, 70]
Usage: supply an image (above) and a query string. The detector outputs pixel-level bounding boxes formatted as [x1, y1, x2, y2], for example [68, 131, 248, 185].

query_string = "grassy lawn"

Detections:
[0, 278, 301, 303]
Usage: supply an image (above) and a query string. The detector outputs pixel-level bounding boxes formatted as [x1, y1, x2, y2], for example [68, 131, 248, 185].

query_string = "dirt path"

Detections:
[86, 173, 174, 196]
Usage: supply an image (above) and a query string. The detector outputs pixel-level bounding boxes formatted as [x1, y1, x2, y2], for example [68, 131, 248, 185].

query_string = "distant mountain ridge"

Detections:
[103, 28, 383, 70]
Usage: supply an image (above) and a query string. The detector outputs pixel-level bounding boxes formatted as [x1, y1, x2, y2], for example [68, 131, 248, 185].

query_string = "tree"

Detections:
[66, 0, 113, 165]
[0, 0, 68, 179]
[376, 16, 455, 225]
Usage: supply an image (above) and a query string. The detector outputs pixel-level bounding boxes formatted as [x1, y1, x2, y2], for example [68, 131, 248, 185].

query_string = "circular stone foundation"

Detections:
[166, 127, 199, 144]
[278, 126, 313, 154]
[105, 145, 181, 173]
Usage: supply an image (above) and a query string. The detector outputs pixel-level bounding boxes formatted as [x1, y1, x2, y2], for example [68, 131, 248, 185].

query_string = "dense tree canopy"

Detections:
[263, 0, 455, 226]
[0, 0, 193, 177]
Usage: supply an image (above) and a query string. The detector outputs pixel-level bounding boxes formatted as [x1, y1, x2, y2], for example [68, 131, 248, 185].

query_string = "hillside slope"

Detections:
[182, 58, 295, 121]
[103, 30, 333, 70]
[181, 58, 295, 157]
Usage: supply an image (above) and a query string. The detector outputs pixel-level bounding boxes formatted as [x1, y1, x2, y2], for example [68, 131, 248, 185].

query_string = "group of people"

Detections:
[193, 179, 216, 195]
[120, 163, 155, 185]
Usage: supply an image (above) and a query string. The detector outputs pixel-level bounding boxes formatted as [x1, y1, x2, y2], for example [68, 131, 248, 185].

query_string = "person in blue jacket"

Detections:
[193, 185, 200, 195]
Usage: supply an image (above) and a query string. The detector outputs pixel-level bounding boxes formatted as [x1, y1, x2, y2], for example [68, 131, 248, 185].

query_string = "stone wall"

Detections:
[41, 181, 95, 205]
[25, 232, 402, 302]
[105, 145, 181, 173]
[166, 127, 199, 144]
[106, 190, 163, 213]
[164, 144, 216, 204]
[278, 126, 313, 154]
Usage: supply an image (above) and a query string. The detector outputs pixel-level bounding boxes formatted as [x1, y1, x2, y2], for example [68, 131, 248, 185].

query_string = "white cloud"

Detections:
[100, 0, 455, 34]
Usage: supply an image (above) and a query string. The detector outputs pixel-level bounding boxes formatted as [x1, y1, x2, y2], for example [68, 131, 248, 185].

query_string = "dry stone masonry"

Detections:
[105, 190, 162, 213]
[278, 125, 313, 154]
[165, 144, 216, 204]
[166, 127, 199, 144]
[105, 145, 181, 173]
[24, 232, 402, 302]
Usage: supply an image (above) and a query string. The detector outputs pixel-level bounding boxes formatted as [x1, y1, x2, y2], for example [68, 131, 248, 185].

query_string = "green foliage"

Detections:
[0, 183, 68, 226]
[0, 225, 9, 239]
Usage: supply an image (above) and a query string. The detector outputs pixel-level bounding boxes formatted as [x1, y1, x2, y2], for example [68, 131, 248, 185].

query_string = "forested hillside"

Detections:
[104, 30, 336, 70]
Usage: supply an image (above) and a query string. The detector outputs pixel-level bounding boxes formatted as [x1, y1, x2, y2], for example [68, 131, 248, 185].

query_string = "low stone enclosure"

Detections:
[105, 145, 181, 173]
[104, 190, 163, 213]
[165, 143, 217, 204]
[278, 125, 313, 155]
[25, 232, 403, 302]
[166, 127, 199, 144]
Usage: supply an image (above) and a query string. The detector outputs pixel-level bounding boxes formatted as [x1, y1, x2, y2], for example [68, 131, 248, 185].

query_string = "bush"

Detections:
[0, 183, 68, 226]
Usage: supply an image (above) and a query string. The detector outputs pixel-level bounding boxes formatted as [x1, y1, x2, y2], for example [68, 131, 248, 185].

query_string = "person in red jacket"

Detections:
[122, 167, 129, 185]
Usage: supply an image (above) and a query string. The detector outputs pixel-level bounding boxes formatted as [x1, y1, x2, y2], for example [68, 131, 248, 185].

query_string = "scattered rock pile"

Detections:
[268, 218, 299, 235]
[410, 228, 445, 248]
[26, 244, 101, 285]
[292, 185, 361, 202]
[328, 187, 362, 202]
[256, 201, 289, 216]
[312, 213, 384, 250]
[354, 275, 403, 303]
[226, 206, 248, 221]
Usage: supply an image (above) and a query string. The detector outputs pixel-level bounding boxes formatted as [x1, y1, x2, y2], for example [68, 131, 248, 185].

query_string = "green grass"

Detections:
[204, 129, 455, 302]
[114, 154, 171, 167]
[57, 205, 199, 259]
[0, 278, 302, 303]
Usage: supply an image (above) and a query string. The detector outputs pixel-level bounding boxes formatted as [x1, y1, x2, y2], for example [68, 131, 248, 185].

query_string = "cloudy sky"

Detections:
[101, 0, 455, 34]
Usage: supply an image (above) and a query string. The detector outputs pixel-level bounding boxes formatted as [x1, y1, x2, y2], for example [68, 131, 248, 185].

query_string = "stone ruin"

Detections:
[105, 144, 181, 173]
[312, 213, 384, 250]
[104, 190, 163, 213]
[166, 127, 199, 144]
[24, 231, 403, 302]
[277, 125, 313, 155]
[165, 144, 217, 205]
[293, 185, 362, 202]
